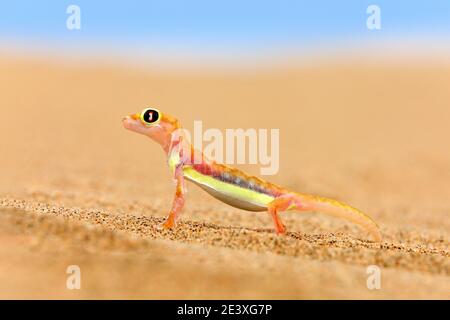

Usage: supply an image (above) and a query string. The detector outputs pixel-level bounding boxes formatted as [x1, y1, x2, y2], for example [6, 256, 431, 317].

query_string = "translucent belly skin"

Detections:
[183, 167, 274, 212]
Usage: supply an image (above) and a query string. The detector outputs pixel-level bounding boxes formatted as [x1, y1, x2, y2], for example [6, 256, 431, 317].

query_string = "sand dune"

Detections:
[0, 55, 449, 299]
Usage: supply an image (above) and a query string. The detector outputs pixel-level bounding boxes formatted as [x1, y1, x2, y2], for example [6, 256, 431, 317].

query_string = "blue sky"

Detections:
[1, 1, 449, 56]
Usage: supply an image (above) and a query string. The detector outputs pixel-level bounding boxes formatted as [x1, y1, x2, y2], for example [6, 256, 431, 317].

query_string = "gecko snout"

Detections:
[123, 113, 140, 120]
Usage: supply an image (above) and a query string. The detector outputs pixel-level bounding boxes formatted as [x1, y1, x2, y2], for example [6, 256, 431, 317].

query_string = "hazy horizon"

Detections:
[1, 1, 449, 63]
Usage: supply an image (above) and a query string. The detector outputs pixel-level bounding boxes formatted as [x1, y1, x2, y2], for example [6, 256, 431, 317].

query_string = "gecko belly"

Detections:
[183, 167, 274, 212]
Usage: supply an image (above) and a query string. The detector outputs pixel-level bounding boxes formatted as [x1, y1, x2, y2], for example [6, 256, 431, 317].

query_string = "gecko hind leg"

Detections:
[267, 196, 296, 234]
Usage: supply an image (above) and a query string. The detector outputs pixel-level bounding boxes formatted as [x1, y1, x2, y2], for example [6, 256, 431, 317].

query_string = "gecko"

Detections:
[122, 108, 382, 242]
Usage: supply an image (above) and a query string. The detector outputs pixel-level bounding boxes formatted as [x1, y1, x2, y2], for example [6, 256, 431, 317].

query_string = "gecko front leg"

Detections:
[160, 164, 186, 229]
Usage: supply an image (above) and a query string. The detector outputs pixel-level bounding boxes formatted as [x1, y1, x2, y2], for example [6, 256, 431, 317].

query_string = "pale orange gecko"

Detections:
[123, 108, 382, 242]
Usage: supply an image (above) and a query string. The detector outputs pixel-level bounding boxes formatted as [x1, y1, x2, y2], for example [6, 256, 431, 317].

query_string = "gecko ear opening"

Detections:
[140, 108, 161, 126]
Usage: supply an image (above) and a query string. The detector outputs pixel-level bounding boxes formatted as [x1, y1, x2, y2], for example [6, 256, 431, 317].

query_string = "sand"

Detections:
[0, 54, 449, 299]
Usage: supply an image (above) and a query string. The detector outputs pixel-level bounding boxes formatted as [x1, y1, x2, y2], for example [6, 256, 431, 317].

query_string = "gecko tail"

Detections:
[292, 193, 382, 242]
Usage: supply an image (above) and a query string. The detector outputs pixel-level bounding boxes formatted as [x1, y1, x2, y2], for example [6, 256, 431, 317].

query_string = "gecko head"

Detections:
[122, 107, 181, 149]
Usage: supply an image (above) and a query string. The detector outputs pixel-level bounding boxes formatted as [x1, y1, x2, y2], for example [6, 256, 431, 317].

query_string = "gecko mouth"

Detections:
[122, 114, 149, 134]
[122, 115, 137, 130]
[122, 113, 140, 124]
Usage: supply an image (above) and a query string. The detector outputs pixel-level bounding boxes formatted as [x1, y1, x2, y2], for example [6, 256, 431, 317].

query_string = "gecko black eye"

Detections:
[140, 108, 161, 125]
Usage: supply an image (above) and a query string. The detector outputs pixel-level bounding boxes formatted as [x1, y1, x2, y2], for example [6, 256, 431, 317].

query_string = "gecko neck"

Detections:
[161, 138, 172, 154]
[159, 129, 180, 155]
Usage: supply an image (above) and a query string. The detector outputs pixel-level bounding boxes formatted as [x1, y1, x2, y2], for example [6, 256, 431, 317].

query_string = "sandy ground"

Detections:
[0, 54, 449, 299]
